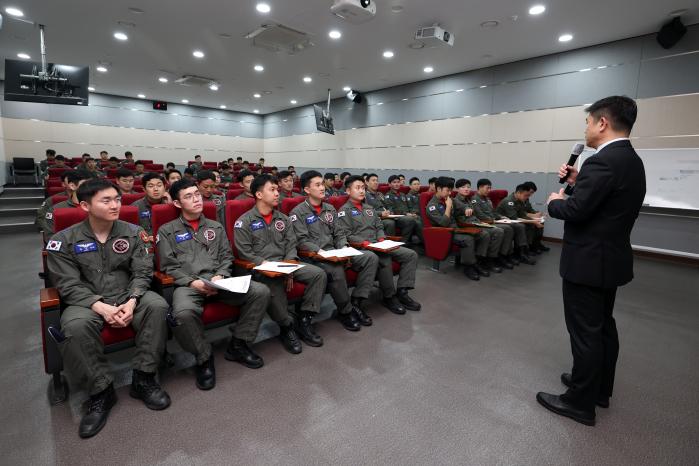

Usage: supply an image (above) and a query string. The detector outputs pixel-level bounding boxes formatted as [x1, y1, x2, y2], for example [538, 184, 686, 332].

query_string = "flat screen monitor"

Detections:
[3, 59, 89, 105]
[313, 104, 335, 135]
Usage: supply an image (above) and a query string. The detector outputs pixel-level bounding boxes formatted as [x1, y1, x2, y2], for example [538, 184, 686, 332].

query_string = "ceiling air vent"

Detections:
[174, 75, 217, 87]
[245, 23, 314, 54]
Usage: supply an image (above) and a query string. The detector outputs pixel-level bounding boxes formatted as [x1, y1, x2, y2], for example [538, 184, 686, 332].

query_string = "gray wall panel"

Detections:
[555, 64, 640, 107]
[556, 38, 642, 73]
[493, 75, 559, 113]
[637, 53, 699, 98]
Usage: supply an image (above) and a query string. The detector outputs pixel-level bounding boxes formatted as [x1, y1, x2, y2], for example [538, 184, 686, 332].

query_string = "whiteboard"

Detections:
[579, 148, 699, 210]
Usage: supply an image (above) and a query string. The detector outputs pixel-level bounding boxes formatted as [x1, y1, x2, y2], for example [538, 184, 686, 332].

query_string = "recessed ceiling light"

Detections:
[209, 83, 219, 91]
[383, 50, 394, 58]
[329, 30, 342, 40]
[88, 86, 95, 92]
[137, 94, 146, 99]
[5, 7, 23, 17]
[253, 93, 261, 98]
[303, 76, 312, 83]
[129, 7, 145, 14]
[282, 119, 288, 122]
[342, 86, 351, 92]
[96, 66, 108, 73]
[256, 3, 271, 13]
[193, 50, 205, 58]
[423, 66, 434, 73]
[290, 99, 297, 104]
[17, 53, 30, 59]
[181, 99, 189, 103]
[253, 109, 260, 113]
[529, 5, 546, 15]
[254, 64, 264, 72]
[158, 77, 168, 83]
[113, 32, 128, 41]
[219, 105, 227, 109]
[558, 33, 573, 42]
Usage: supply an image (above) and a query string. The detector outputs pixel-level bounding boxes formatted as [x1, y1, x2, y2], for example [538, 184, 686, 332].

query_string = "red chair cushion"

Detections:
[281, 196, 305, 215]
[287, 281, 306, 301]
[489, 189, 508, 208]
[101, 325, 136, 346]
[226, 188, 245, 200]
[201, 301, 240, 325]
[327, 195, 349, 211]
[121, 193, 145, 205]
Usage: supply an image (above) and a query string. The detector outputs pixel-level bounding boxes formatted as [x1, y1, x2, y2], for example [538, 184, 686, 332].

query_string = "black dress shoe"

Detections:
[225, 337, 264, 369]
[295, 312, 324, 347]
[474, 262, 490, 277]
[497, 256, 514, 270]
[279, 324, 302, 354]
[397, 288, 421, 311]
[560, 373, 610, 408]
[463, 265, 480, 281]
[536, 392, 595, 426]
[195, 356, 216, 390]
[354, 307, 373, 326]
[382, 296, 406, 314]
[338, 310, 361, 331]
[517, 253, 537, 265]
[79, 384, 117, 439]
[129, 370, 171, 411]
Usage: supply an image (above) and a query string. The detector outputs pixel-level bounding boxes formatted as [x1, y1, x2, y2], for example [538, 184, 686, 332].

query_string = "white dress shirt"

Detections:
[594, 137, 630, 154]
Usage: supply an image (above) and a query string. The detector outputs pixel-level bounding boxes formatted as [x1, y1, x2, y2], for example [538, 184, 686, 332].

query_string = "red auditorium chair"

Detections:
[488, 189, 508, 208]
[378, 184, 390, 194]
[225, 188, 245, 200]
[121, 192, 145, 205]
[333, 180, 343, 190]
[144, 163, 164, 172]
[419, 186, 430, 193]
[40, 204, 142, 404]
[399, 186, 410, 194]
[280, 196, 306, 215]
[48, 167, 69, 178]
[46, 186, 67, 196]
[139, 160, 154, 165]
[46, 179, 63, 188]
[122, 163, 136, 170]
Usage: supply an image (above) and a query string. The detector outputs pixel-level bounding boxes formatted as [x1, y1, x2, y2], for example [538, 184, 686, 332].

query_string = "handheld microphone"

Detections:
[559, 143, 585, 184]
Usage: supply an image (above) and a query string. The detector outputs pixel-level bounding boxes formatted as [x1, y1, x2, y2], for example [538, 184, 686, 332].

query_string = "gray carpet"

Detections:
[1, 231, 697, 465]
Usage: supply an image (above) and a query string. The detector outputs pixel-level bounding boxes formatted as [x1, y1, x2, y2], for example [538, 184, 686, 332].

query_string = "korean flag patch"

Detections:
[338, 211, 346, 217]
[508, 201, 514, 206]
[428, 205, 437, 211]
[46, 240, 62, 251]
[290, 215, 297, 222]
[45, 212, 53, 220]
[234, 220, 243, 229]
[471, 199, 477, 204]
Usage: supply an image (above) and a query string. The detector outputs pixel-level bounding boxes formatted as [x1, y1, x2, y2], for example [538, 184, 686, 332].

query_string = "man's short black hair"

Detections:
[455, 178, 472, 189]
[515, 183, 529, 193]
[100, 150, 108, 155]
[585, 95, 637, 134]
[196, 170, 216, 183]
[366, 173, 378, 181]
[55, 154, 66, 161]
[125, 151, 133, 157]
[302, 170, 323, 188]
[46, 149, 56, 156]
[278, 170, 292, 179]
[134, 160, 145, 166]
[194, 154, 202, 160]
[251, 173, 277, 196]
[388, 175, 400, 183]
[398, 174, 405, 179]
[344, 175, 365, 189]
[428, 177, 437, 185]
[323, 172, 335, 181]
[109, 156, 119, 162]
[183, 167, 195, 175]
[115, 168, 134, 179]
[340, 171, 351, 179]
[435, 177, 455, 190]
[65, 170, 89, 184]
[165, 169, 182, 179]
[169, 178, 197, 201]
[142, 172, 165, 186]
[81, 153, 90, 159]
[236, 156, 243, 161]
[166, 162, 176, 169]
[238, 169, 254, 182]
[409, 177, 420, 184]
[523, 181, 537, 192]
[259, 157, 265, 162]
[477, 178, 492, 189]
[77, 179, 120, 203]
[243, 160, 249, 165]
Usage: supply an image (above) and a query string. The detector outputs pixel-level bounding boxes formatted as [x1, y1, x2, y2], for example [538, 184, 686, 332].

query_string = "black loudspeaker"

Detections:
[657, 17, 687, 49]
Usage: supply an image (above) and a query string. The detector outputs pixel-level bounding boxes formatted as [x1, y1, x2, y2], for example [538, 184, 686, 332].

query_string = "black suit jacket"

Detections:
[548, 140, 646, 288]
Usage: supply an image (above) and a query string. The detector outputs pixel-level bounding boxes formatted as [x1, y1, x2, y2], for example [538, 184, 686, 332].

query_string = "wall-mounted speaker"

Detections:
[657, 17, 687, 49]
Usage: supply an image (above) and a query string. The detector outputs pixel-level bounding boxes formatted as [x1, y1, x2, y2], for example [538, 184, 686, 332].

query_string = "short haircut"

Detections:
[237, 156, 243, 161]
[169, 178, 197, 201]
[134, 160, 145, 166]
[77, 179, 120, 203]
[100, 151, 108, 155]
[115, 168, 134, 179]
[344, 175, 365, 189]
[455, 178, 471, 189]
[278, 170, 292, 179]
[65, 170, 88, 184]
[238, 169, 254, 181]
[366, 173, 378, 181]
[515, 183, 529, 193]
[82, 153, 90, 159]
[428, 177, 437, 184]
[340, 171, 351, 179]
[183, 167, 195, 176]
[55, 155, 66, 161]
[523, 181, 537, 192]
[194, 154, 202, 160]
[323, 172, 335, 181]
[220, 163, 230, 170]
[388, 175, 400, 183]
[142, 172, 165, 185]
[259, 157, 265, 161]
[435, 177, 454, 190]
[301, 170, 323, 188]
[409, 177, 419, 184]
[196, 170, 216, 183]
[109, 156, 119, 162]
[251, 173, 276, 195]
[166, 162, 176, 168]
[477, 178, 492, 188]
[165, 168, 182, 179]
[585, 95, 637, 134]
[398, 174, 405, 179]
[125, 151, 133, 157]
[46, 149, 56, 156]
[243, 160, 249, 164]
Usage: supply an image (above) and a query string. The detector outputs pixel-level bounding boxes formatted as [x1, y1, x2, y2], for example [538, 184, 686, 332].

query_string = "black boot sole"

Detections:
[195, 377, 216, 390]
[78, 397, 117, 439]
[298, 334, 324, 347]
[224, 351, 264, 369]
[129, 388, 171, 411]
[536, 393, 595, 426]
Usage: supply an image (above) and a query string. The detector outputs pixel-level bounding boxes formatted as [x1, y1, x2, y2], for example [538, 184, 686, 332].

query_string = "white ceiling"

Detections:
[1, 0, 697, 115]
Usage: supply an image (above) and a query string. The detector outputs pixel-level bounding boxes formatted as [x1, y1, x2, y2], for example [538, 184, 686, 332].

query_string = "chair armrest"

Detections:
[153, 271, 175, 286]
[234, 258, 284, 278]
[40, 287, 60, 310]
[386, 235, 402, 242]
[299, 250, 348, 263]
[454, 227, 482, 235]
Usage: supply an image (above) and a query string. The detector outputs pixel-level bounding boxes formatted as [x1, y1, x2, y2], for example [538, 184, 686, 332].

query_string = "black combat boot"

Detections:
[463, 265, 480, 281]
[352, 298, 373, 326]
[295, 312, 323, 347]
[195, 355, 216, 390]
[130, 369, 171, 411]
[516, 247, 537, 265]
[279, 324, 302, 354]
[497, 255, 514, 270]
[338, 309, 361, 331]
[487, 257, 503, 273]
[397, 288, 421, 311]
[79, 384, 117, 439]
[474, 258, 490, 277]
[225, 337, 264, 369]
[382, 295, 406, 314]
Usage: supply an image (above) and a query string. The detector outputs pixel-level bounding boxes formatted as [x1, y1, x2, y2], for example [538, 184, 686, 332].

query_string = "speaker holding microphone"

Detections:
[559, 144, 586, 184]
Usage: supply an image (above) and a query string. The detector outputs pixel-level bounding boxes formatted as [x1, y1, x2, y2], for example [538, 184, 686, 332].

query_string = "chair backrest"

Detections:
[139, 160, 154, 165]
[333, 180, 343, 189]
[122, 163, 136, 170]
[106, 168, 120, 178]
[327, 195, 349, 211]
[281, 196, 305, 215]
[419, 186, 430, 193]
[489, 189, 508, 208]
[121, 193, 145, 205]
[53, 205, 140, 233]
[48, 167, 69, 178]
[47, 186, 66, 196]
[144, 164, 163, 171]
[133, 178, 143, 186]
[13, 157, 36, 170]
[419, 191, 434, 226]
[378, 184, 390, 194]
[399, 186, 410, 194]
[225, 188, 245, 200]
[151, 203, 218, 269]
[47, 179, 63, 188]
[224, 199, 256, 256]
[119, 205, 140, 225]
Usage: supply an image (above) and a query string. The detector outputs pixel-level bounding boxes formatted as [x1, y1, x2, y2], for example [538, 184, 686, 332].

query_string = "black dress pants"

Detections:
[561, 279, 619, 411]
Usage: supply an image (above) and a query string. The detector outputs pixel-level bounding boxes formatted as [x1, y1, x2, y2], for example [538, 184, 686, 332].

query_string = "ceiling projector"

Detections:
[415, 24, 454, 47]
[331, 0, 376, 24]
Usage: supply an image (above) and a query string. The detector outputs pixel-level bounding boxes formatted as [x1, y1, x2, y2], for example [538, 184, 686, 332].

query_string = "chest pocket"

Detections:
[73, 242, 101, 272]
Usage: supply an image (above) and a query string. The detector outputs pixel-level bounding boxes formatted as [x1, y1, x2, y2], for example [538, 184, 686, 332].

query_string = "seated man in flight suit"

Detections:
[37, 170, 90, 238]
[278, 170, 303, 201]
[46, 179, 171, 439]
[424, 177, 485, 281]
[384, 174, 424, 246]
[233, 170, 256, 201]
[290, 170, 379, 331]
[496, 183, 542, 264]
[521, 181, 550, 253]
[234, 174, 328, 353]
[158, 179, 270, 390]
[336, 175, 421, 314]
[132, 172, 170, 242]
[196, 170, 226, 224]
[364, 173, 417, 245]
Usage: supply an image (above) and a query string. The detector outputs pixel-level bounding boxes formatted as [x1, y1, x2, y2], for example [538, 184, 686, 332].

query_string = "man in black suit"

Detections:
[537, 96, 646, 426]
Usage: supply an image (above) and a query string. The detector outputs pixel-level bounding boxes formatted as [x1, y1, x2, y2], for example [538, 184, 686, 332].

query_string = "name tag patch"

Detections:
[140, 210, 151, 218]
[74, 242, 97, 254]
[175, 232, 193, 243]
[251, 220, 265, 231]
[305, 215, 318, 225]
[351, 209, 361, 217]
